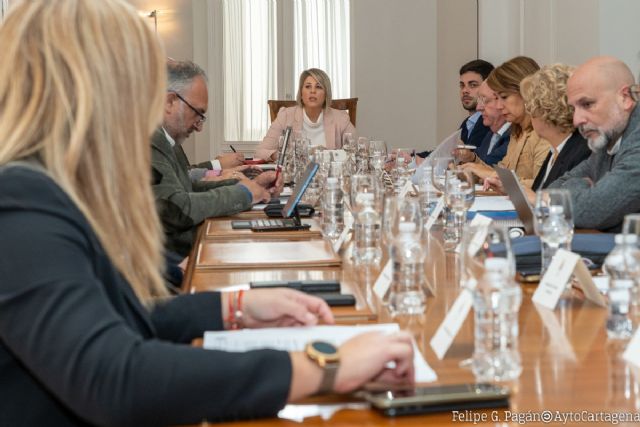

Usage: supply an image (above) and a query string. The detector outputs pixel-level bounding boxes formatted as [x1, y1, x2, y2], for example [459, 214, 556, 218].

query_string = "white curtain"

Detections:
[1, 0, 10, 21]
[223, 0, 277, 142]
[293, 0, 351, 99]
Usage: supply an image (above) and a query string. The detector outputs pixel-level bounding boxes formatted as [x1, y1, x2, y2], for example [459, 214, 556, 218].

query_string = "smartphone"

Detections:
[360, 383, 510, 417]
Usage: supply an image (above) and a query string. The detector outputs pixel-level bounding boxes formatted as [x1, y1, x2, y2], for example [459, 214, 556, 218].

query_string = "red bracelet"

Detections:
[234, 290, 245, 330]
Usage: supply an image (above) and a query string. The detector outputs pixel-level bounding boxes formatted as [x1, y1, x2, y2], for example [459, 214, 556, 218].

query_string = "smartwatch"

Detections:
[305, 341, 340, 394]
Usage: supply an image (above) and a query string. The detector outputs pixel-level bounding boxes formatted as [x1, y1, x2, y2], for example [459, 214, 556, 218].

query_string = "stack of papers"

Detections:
[469, 196, 515, 212]
[203, 323, 437, 382]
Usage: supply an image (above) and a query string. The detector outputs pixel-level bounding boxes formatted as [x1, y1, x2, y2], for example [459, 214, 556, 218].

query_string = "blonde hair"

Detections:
[521, 64, 576, 133]
[296, 68, 333, 110]
[487, 56, 540, 137]
[0, 0, 168, 301]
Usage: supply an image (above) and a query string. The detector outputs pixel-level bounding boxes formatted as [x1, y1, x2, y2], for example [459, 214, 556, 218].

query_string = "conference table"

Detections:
[181, 213, 640, 427]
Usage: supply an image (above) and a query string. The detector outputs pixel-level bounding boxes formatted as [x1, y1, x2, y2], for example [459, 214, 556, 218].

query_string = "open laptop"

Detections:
[494, 166, 535, 235]
[232, 162, 319, 232]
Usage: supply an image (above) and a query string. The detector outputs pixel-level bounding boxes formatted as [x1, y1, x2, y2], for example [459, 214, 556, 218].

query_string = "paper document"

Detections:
[203, 323, 437, 383]
[469, 196, 515, 212]
[412, 129, 461, 184]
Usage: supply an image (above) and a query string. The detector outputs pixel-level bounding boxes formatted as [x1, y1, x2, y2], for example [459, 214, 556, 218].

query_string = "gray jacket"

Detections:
[550, 103, 640, 231]
[151, 129, 251, 256]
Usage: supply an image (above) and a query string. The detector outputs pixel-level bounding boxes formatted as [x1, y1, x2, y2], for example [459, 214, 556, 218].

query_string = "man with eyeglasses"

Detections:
[454, 80, 510, 165]
[549, 56, 640, 231]
[152, 60, 282, 257]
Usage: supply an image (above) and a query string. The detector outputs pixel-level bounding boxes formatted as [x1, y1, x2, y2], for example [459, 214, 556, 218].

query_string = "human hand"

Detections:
[333, 331, 415, 393]
[452, 148, 475, 163]
[217, 152, 245, 169]
[241, 288, 335, 328]
[241, 179, 271, 204]
[459, 162, 492, 181]
[483, 175, 504, 193]
[253, 170, 284, 196]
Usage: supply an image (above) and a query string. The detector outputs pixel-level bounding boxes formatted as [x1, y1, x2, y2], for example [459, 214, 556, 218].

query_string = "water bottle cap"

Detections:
[615, 233, 638, 244]
[549, 205, 564, 214]
[484, 257, 509, 272]
[398, 222, 416, 233]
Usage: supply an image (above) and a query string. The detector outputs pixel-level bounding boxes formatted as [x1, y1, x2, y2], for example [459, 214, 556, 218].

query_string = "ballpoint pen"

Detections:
[230, 144, 237, 153]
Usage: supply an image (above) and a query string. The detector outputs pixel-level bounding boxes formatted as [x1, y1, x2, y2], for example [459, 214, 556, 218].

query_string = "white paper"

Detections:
[412, 130, 461, 184]
[278, 403, 369, 422]
[624, 328, 640, 368]
[469, 196, 515, 212]
[429, 289, 473, 360]
[532, 249, 581, 309]
[203, 323, 437, 382]
[373, 260, 393, 300]
[424, 197, 445, 231]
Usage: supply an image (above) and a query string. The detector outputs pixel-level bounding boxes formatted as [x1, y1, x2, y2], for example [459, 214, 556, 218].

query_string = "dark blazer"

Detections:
[460, 115, 491, 148]
[151, 129, 251, 256]
[0, 164, 290, 426]
[474, 126, 511, 166]
[532, 130, 591, 191]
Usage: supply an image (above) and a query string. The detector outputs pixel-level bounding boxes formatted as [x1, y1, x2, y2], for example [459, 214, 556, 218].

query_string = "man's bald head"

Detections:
[568, 56, 636, 151]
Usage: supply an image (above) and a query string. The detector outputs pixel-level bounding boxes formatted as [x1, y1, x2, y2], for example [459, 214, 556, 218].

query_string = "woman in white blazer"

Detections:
[255, 68, 356, 161]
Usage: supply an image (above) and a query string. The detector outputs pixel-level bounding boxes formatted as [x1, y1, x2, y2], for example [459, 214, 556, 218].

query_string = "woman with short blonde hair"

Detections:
[0, 1, 414, 424]
[256, 68, 355, 161]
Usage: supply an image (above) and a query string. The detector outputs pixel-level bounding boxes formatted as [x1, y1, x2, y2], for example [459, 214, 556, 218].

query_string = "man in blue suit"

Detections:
[458, 59, 494, 147]
[455, 80, 510, 165]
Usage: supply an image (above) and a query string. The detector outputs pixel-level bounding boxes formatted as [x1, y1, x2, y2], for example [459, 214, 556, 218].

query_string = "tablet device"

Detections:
[494, 166, 535, 235]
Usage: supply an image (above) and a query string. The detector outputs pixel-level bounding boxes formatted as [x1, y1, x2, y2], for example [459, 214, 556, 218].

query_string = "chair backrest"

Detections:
[267, 97, 358, 126]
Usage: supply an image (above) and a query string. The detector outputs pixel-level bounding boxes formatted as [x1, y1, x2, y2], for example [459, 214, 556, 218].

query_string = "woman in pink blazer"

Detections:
[255, 68, 356, 161]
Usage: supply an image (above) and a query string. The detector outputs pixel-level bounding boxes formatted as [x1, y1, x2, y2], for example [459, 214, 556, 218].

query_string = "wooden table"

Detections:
[182, 216, 640, 426]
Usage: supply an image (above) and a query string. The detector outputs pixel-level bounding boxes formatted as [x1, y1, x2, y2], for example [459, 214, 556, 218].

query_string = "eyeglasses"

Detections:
[630, 84, 640, 102]
[170, 91, 207, 124]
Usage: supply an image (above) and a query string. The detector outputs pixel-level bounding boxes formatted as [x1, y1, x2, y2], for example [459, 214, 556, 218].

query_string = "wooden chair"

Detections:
[267, 97, 358, 126]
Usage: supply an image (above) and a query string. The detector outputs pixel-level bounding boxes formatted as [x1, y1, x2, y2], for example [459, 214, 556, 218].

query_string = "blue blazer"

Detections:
[475, 127, 511, 165]
[460, 115, 491, 148]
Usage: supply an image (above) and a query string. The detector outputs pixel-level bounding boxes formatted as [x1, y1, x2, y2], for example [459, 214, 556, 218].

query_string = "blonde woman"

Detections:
[255, 68, 356, 161]
[460, 56, 550, 188]
[0, 1, 414, 425]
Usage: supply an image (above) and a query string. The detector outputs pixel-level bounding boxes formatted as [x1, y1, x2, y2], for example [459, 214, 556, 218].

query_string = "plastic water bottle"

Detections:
[417, 166, 439, 218]
[389, 222, 427, 315]
[539, 205, 572, 275]
[472, 257, 522, 381]
[604, 234, 640, 339]
[322, 177, 344, 240]
[353, 193, 382, 265]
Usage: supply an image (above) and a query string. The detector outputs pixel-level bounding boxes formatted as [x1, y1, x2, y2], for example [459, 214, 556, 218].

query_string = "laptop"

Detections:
[232, 162, 319, 232]
[494, 166, 535, 235]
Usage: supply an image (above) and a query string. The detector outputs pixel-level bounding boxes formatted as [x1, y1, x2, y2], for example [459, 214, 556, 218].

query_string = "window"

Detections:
[222, 0, 350, 144]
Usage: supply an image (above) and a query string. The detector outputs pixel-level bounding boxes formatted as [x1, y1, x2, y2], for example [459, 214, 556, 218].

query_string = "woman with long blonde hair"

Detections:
[0, 1, 414, 425]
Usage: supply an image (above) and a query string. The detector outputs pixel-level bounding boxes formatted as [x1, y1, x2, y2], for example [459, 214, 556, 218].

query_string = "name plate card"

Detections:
[623, 328, 640, 369]
[373, 259, 393, 300]
[430, 289, 473, 359]
[332, 210, 354, 254]
[533, 249, 606, 309]
[424, 197, 445, 231]
[399, 180, 414, 198]
[457, 213, 493, 255]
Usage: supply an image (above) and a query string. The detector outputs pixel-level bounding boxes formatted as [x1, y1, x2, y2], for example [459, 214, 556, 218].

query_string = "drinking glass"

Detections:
[350, 173, 379, 212]
[534, 188, 574, 277]
[369, 140, 388, 173]
[431, 156, 454, 193]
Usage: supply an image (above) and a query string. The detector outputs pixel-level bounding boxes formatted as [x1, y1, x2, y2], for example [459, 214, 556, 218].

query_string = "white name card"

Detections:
[424, 197, 445, 231]
[457, 213, 493, 255]
[623, 328, 640, 369]
[430, 289, 473, 359]
[332, 211, 354, 254]
[373, 259, 393, 300]
[399, 180, 414, 198]
[532, 249, 607, 309]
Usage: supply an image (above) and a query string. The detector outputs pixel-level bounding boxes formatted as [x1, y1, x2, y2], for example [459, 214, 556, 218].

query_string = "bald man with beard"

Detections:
[549, 56, 640, 231]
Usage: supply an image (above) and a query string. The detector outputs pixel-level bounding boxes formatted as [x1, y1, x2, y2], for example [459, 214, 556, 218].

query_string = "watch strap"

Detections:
[317, 361, 339, 394]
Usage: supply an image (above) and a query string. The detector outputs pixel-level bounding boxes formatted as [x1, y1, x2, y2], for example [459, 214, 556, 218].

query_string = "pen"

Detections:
[230, 144, 237, 153]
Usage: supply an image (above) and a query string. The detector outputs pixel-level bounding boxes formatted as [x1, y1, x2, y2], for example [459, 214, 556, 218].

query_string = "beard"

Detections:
[579, 105, 628, 152]
[462, 99, 477, 112]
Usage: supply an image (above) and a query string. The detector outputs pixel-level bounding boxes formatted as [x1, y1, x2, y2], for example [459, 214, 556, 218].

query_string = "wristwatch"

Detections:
[305, 341, 340, 394]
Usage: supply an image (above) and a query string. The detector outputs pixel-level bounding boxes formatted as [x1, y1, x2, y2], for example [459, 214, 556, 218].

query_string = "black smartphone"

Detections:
[359, 383, 510, 417]
[315, 292, 355, 306]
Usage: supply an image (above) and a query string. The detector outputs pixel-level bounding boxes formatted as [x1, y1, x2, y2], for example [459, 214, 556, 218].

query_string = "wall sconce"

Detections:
[138, 9, 158, 33]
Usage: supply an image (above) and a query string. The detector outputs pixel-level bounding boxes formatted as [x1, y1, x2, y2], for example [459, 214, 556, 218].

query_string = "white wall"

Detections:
[351, 0, 438, 151]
